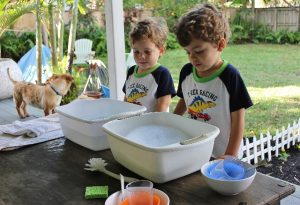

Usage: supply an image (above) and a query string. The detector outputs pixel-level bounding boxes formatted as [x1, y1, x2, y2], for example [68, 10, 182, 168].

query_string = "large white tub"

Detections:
[102, 112, 220, 183]
[55, 99, 146, 151]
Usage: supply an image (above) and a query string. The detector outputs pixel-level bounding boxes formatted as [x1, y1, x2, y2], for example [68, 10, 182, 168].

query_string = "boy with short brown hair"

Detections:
[123, 18, 176, 112]
[174, 3, 253, 158]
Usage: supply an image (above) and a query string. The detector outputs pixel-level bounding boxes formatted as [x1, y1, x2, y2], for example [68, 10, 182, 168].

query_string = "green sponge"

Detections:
[85, 186, 108, 199]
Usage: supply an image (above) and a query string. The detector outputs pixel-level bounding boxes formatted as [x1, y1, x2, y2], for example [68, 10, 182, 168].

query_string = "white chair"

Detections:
[73, 39, 95, 64]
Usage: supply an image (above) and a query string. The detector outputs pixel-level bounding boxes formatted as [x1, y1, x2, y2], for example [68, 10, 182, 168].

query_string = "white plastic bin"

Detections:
[55, 99, 146, 151]
[102, 112, 220, 183]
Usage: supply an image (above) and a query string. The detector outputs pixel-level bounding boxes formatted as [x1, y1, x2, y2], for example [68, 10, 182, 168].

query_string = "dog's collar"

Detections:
[50, 85, 62, 96]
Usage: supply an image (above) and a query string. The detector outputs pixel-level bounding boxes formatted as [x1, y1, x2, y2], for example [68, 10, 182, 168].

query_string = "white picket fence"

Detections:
[240, 118, 300, 164]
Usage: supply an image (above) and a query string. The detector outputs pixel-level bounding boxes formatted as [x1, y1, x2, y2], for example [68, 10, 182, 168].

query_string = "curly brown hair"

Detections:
[175, 3, 231, 47]
[129, 18, 168, 48]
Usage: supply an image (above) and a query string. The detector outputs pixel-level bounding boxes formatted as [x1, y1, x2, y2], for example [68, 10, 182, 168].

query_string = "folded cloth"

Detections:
[0, 130, 64, 151]
[0, 114, 64, 151]
[0, 113, 61, 137]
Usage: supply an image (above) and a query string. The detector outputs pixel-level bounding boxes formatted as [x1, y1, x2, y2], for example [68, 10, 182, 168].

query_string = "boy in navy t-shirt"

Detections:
[123, 18, 176, 112]
[174, 3, 253, 158]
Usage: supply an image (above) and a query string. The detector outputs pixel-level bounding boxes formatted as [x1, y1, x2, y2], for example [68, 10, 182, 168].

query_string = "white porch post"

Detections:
[105, 0, 126, 100]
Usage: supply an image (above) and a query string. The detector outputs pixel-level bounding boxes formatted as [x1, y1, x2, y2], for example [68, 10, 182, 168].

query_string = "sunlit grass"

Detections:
[246, 86, 300, 136]
[249, 86, 300, 99]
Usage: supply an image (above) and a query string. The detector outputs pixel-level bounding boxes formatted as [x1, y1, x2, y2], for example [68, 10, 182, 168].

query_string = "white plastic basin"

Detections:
[102, 112, 220, 183]
[55, 99, 146, 151]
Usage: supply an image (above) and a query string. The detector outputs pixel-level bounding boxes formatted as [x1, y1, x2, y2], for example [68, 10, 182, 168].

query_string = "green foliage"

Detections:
[296, 143, 300, 151]
[93, 27, 107, 55]
[166, 32, 180, 49]
[272, 30, 297, 44]
[278, 149, 290, 161]
[124, 18, 132, 53]
[123, 0, 144, 9]
[0, 1, 35, 37]
[230, 10, 300, 44]
[230, 24, 250, 43]
[0, 31, 35, 61]
[252, 24, 272, 43]
[150, 0, 205, 32]
[231, 0, 250, 7]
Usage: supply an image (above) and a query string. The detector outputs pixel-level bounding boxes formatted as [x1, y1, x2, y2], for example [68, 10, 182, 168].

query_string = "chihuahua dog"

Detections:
[7, 68, 74, 118]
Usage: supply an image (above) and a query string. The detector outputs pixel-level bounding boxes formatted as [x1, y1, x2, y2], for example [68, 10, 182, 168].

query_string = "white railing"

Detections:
[240, 118, 300, 164]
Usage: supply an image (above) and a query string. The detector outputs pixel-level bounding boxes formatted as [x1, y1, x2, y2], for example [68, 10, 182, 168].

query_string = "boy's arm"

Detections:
[156, 95, 172, 112]
[173, 98, 187, 115]
[221, 108, 245, 158]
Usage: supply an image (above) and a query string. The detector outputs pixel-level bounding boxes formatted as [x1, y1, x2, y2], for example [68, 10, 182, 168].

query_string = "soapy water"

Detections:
[126, 124, 190, 147]
[207, 157, 255, 180]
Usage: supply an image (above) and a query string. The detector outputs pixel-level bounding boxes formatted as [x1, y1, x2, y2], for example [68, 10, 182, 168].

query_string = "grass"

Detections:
[158, 44, 300, 137]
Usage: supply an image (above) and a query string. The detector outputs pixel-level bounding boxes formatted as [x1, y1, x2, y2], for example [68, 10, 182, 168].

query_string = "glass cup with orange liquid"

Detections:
[121, 180, 160, 205]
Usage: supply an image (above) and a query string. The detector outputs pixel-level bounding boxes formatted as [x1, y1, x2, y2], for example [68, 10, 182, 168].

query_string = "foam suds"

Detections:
[126, 124, 189, 147]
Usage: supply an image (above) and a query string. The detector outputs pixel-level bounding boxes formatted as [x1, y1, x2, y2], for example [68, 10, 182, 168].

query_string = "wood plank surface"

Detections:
[0, 137, 295, 205]
[0, 98, 295, 205]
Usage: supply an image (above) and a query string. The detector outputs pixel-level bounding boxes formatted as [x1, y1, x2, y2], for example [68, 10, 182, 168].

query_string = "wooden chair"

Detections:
[73, 39, 95, 64]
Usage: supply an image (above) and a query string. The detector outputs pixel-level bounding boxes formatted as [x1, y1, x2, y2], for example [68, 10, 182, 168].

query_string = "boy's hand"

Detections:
[174, 98, 187, 115]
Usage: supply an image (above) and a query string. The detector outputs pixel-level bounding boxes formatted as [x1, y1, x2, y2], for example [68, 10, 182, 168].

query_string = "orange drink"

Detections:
[125, 180, 154, 205]
[120, 194, 160, 205]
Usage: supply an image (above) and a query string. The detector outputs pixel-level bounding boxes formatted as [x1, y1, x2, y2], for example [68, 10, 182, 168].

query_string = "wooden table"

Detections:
[0, 138, 295, 205]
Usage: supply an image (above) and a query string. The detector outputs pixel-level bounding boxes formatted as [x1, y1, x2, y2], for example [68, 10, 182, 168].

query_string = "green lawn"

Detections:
[159, 44, 300, 137]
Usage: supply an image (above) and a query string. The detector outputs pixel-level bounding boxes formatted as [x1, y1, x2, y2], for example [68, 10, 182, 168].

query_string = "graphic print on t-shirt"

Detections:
[187, 95, 216, 121]
[126, 83, 148, 105]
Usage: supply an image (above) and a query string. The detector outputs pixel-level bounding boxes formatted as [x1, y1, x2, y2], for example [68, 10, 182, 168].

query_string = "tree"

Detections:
[48, 0, 58, 67]
[66, 0, 79, 73]
[0, 0, 35, 38]
[36, 0, 42, 83]
[57, 0, 65, 60]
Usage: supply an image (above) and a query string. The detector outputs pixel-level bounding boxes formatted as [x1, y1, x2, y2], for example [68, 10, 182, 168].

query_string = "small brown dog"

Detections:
[7, 68, 74, 118]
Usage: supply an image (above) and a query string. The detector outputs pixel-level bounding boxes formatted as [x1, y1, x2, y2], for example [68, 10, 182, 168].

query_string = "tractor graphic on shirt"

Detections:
[188, 96, 216, 121]
[127, 88, 147, 105]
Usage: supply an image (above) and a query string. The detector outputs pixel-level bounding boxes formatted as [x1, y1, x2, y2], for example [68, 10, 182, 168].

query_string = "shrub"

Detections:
[166, 32, 180, 49]
[230, 10, 300, 45]
[230, 25, 250, 43]
[0, 31, 35, 61]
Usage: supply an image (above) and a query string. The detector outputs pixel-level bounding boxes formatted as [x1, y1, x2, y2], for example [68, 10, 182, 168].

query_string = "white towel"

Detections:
[0, 113, 61, 137]
[0, 114, 64, 151]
